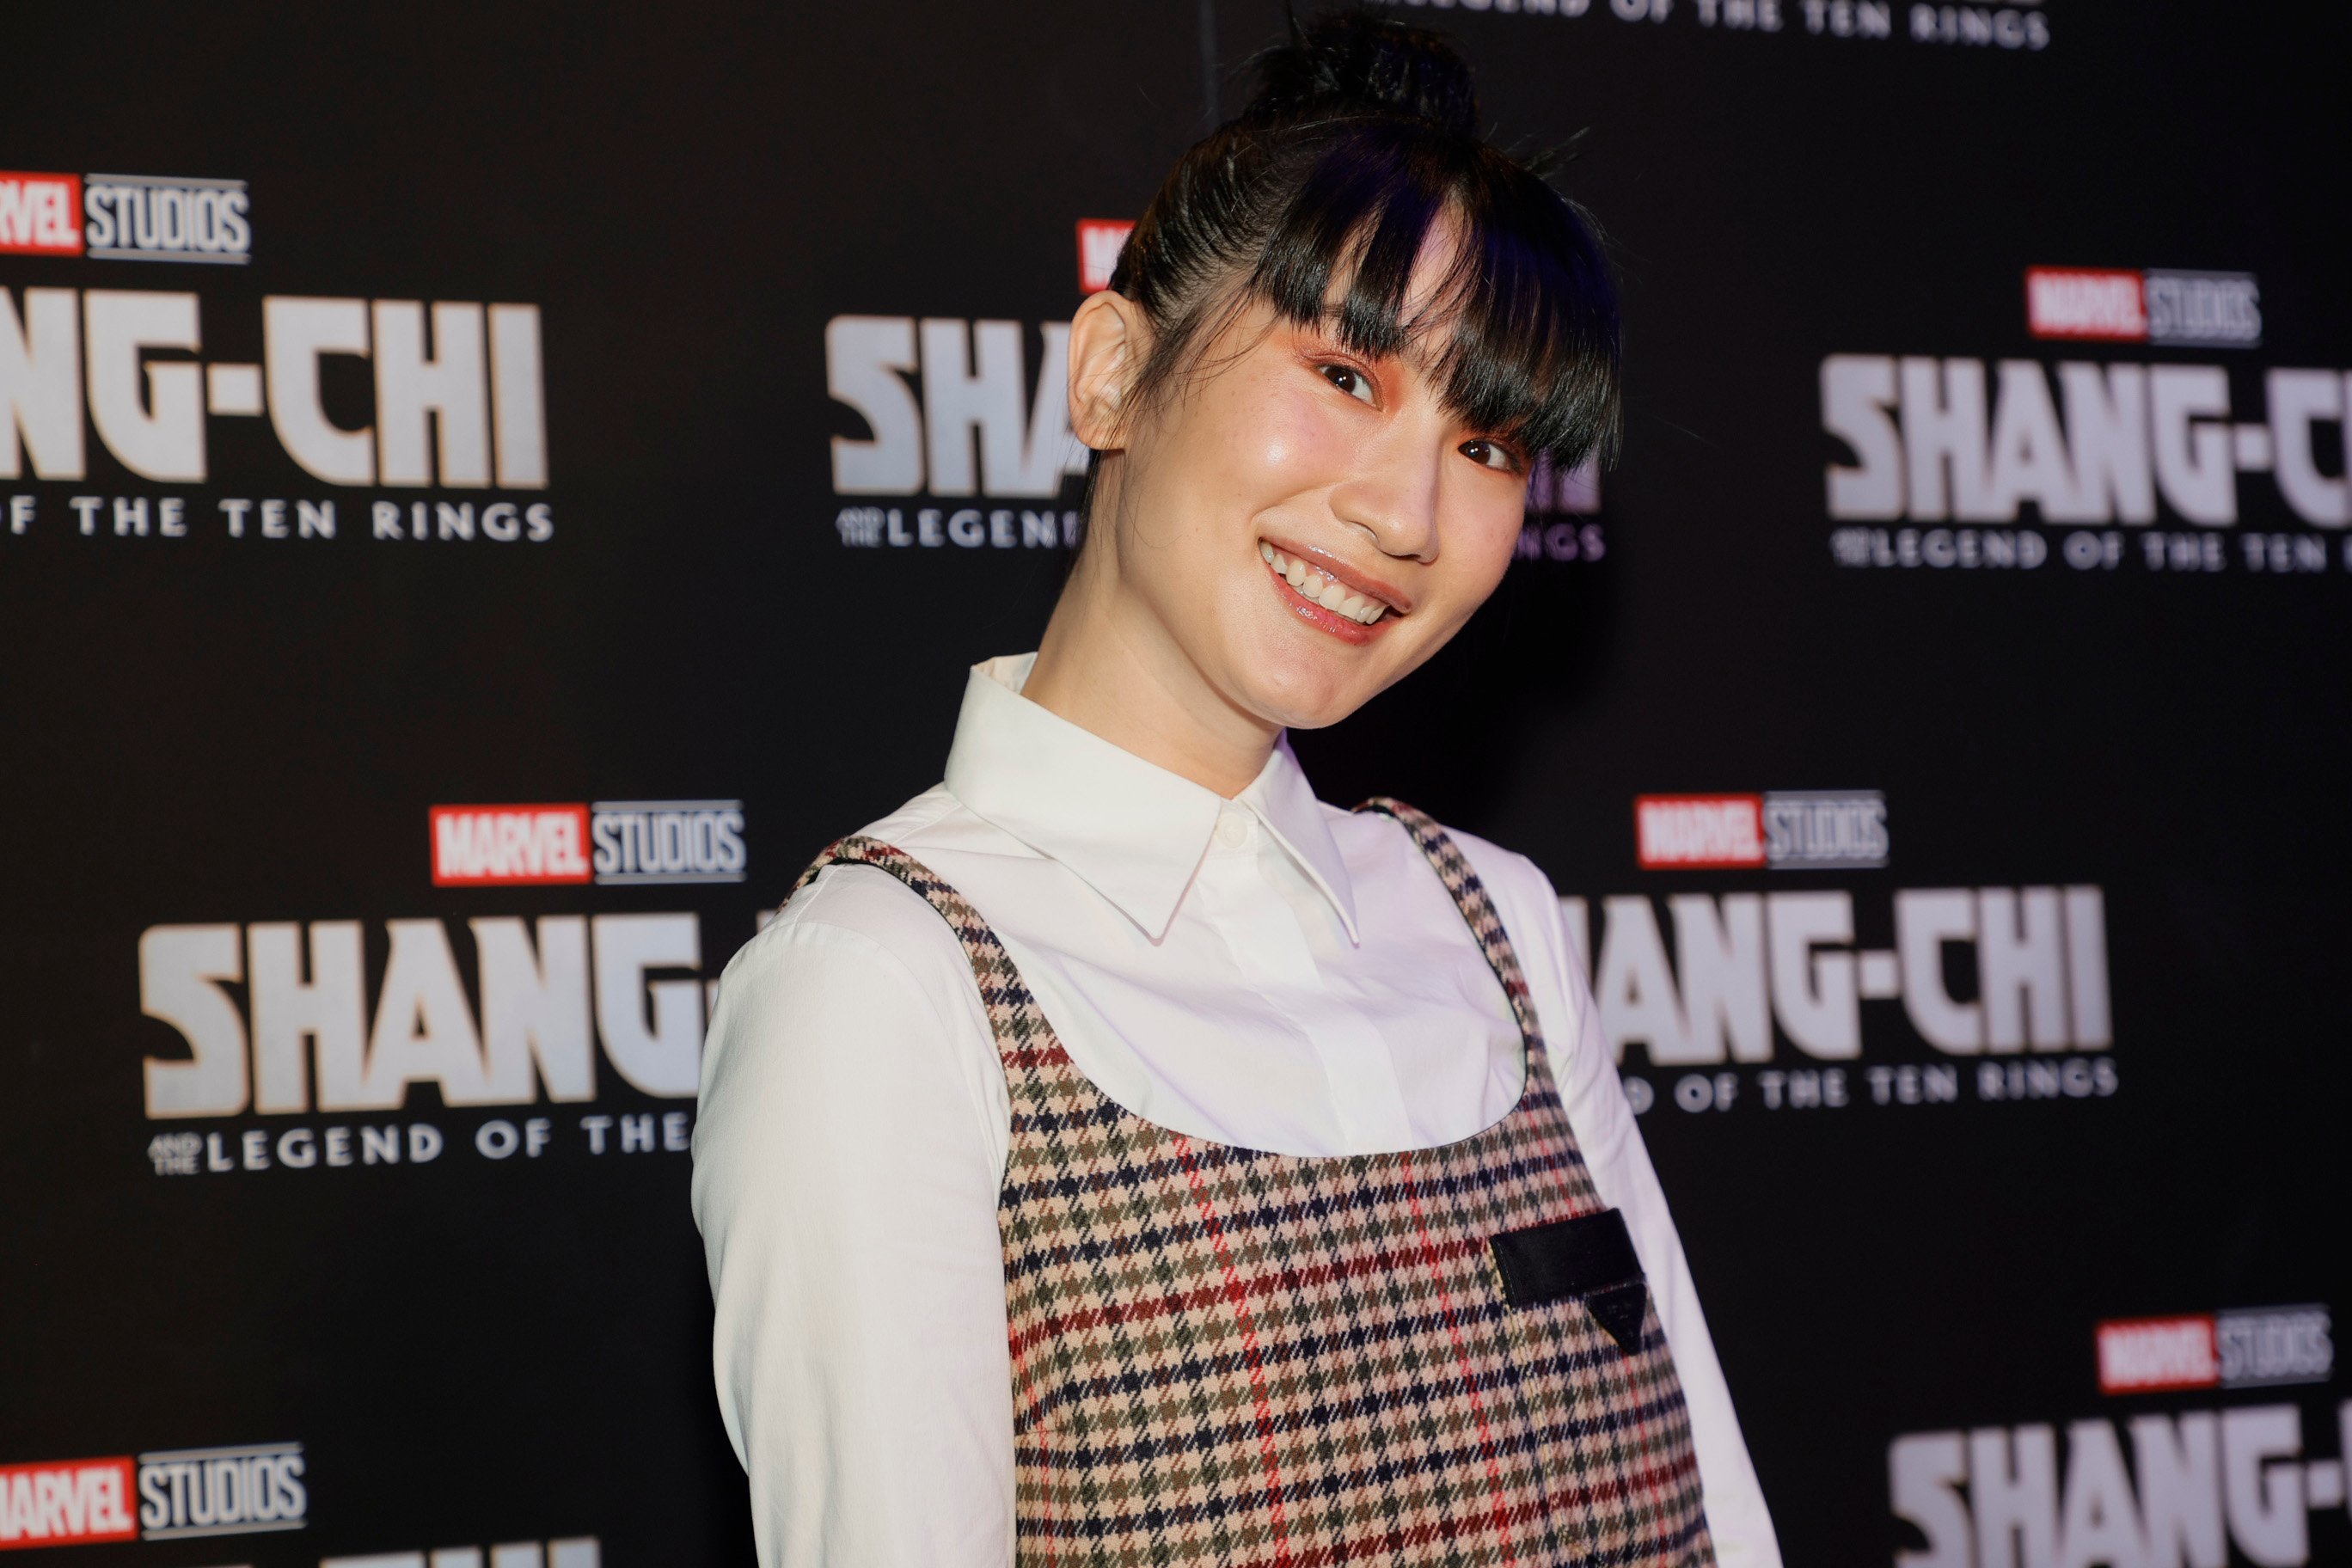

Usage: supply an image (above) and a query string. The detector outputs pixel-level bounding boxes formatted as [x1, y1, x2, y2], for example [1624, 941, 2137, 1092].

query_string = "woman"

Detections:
[694, 12, 1779, 1565]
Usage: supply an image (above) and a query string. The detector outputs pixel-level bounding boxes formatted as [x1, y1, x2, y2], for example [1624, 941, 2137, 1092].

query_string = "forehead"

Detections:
[1317, 212, 1458, 338]
[1308, 217, 1476, 364]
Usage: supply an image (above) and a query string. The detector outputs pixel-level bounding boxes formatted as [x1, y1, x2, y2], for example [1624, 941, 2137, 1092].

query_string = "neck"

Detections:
[1022, 513, 1277, 800]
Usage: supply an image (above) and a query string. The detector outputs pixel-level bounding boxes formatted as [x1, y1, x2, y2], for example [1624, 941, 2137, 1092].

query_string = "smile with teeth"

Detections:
[1259, 542, 1389, 625]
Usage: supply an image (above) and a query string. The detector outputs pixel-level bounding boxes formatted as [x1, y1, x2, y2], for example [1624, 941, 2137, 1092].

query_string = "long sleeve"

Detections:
[1467, 841, 1785, 1568]
[690, 868, 1018, 1568]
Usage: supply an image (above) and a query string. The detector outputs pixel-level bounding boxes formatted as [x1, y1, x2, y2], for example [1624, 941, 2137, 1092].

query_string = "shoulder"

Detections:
[1432, 819, 1578, 983]
[1326, 799, 1587, 1025]
[1448, 825, 1567, 940]
[720, 784, 981, 1008]
[1445, 823, 1596, 1055]
[701, 788, 1003, 1146]
[1321, 799, 1565, 922]
[695, 791, 1011, 1223]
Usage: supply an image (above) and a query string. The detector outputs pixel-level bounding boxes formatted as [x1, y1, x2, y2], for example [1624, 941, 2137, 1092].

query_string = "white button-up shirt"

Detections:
[692, 653, 1780, 1567]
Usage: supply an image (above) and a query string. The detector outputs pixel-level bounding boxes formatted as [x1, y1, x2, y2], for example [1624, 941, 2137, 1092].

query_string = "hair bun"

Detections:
[1245, 9, 1479, 138]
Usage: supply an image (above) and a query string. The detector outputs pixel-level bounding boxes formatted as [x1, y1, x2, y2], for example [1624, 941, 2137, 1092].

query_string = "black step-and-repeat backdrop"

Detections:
[4, 2, 2347, 1564]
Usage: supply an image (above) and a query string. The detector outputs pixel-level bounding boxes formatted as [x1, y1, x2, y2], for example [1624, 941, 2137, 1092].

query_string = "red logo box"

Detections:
[0, 1457, 138, 1549]
[1635, 794, 1767, 870]
[1077, 219, 1135, 293]
[2096, 1314, 2220, 1394]
[430, 804, 593, 885]
[2025, 266, 2147, 342]
[0, 174, 84, 255]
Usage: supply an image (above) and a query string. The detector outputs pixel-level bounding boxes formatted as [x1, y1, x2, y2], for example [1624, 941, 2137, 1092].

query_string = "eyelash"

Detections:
[1314, 360, 1523, 475]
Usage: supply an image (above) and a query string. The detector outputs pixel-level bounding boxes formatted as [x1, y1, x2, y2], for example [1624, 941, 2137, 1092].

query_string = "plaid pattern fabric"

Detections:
[792, 798, 1712, 1566]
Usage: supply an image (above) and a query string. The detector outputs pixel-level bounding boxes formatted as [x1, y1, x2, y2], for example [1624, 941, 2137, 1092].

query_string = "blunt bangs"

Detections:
[1114, 115, 1621, 471]
[1248, 123, 1620, 467]
[1104, 12, 1622, 476]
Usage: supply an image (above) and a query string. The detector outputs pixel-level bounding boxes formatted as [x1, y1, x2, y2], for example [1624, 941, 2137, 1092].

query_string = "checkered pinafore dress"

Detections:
[792, 799, 1712, 1566]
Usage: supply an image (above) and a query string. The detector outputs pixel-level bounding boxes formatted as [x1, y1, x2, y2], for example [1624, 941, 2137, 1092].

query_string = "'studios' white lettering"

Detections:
[2217, 1308, 2337, 1388]
[134, 1447, 305, 1537]
[83, 179, 250, 260]
[590, 803, 746, 883]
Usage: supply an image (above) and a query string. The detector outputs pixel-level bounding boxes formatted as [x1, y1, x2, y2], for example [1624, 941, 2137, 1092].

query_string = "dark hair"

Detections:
[1105, 8, 1621, 472]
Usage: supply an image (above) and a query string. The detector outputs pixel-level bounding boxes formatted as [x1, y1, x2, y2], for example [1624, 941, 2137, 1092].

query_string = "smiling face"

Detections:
[1073, 237, 1532, 739]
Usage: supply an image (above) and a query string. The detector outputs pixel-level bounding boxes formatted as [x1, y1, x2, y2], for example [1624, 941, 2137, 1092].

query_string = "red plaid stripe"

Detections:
[792, 798, 1712, 1564]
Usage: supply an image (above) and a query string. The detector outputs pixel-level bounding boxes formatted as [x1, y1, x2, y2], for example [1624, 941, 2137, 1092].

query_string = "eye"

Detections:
[1319, 362, 1376, 405]
[1459, 437, 1523, 474]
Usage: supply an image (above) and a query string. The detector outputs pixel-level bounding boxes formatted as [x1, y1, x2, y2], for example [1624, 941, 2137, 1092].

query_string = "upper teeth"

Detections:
[1260, 542, 1386, 624]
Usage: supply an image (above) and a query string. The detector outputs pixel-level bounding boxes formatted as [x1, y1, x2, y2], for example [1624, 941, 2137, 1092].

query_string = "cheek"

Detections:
[1467, 493, 1528, 579]
[1182, 368, 1355, 505]
[1433, 482, 1528, 602]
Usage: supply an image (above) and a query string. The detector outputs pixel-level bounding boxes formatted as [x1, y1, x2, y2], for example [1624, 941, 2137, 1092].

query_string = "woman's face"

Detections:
[1075, 253, 1532, 736]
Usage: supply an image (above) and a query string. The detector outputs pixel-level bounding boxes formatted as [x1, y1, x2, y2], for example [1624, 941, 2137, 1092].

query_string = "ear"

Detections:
[1067, 290, 1146, 453]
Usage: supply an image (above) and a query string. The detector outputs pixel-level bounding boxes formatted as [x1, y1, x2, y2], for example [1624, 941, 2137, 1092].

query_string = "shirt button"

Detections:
[1215, 812, 1252, 850]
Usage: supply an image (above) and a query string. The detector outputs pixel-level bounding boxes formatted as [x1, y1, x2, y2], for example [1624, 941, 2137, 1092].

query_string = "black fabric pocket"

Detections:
[1489, 1209, 1650, 1354]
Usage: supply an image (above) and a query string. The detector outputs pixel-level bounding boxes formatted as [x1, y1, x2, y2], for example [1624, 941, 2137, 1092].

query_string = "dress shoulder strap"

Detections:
[787, 836, 1057, 1063]
[1352, 797, 1544, 1049]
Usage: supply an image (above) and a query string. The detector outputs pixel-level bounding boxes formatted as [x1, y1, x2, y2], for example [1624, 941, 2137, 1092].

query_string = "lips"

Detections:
[1259, 542, 1389, 625]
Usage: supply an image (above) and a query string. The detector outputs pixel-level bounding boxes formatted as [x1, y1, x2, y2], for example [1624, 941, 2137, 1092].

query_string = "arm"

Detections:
[1465, 842, 1784, 1568]
[690, 869, 1016, 1568]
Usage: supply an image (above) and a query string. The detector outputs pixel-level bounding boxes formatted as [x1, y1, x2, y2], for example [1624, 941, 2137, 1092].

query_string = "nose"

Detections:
[1326, 424, 1443, 562]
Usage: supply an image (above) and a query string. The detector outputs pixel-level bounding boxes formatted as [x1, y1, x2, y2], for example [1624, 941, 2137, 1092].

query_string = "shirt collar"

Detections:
[941, 653, 1361, 944]
[1240, 733, 1362, 943]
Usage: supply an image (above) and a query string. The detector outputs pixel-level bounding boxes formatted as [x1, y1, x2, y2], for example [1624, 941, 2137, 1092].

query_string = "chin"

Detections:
[1234, 642, 1370, 732]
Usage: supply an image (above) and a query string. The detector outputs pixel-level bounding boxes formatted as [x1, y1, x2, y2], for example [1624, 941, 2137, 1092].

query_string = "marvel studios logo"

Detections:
[0, 1442, 305, 1549]
[430, 801, 746, 886]
[1634, 791, 1889, 871]
[2097, 1306, 2333, 1395]
[2024, 266, 2259, 348]
[0, 171, 251, 263]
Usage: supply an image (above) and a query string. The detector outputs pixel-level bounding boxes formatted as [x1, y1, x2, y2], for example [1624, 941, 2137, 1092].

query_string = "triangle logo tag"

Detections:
[1585, 1282, 1648, 1355]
